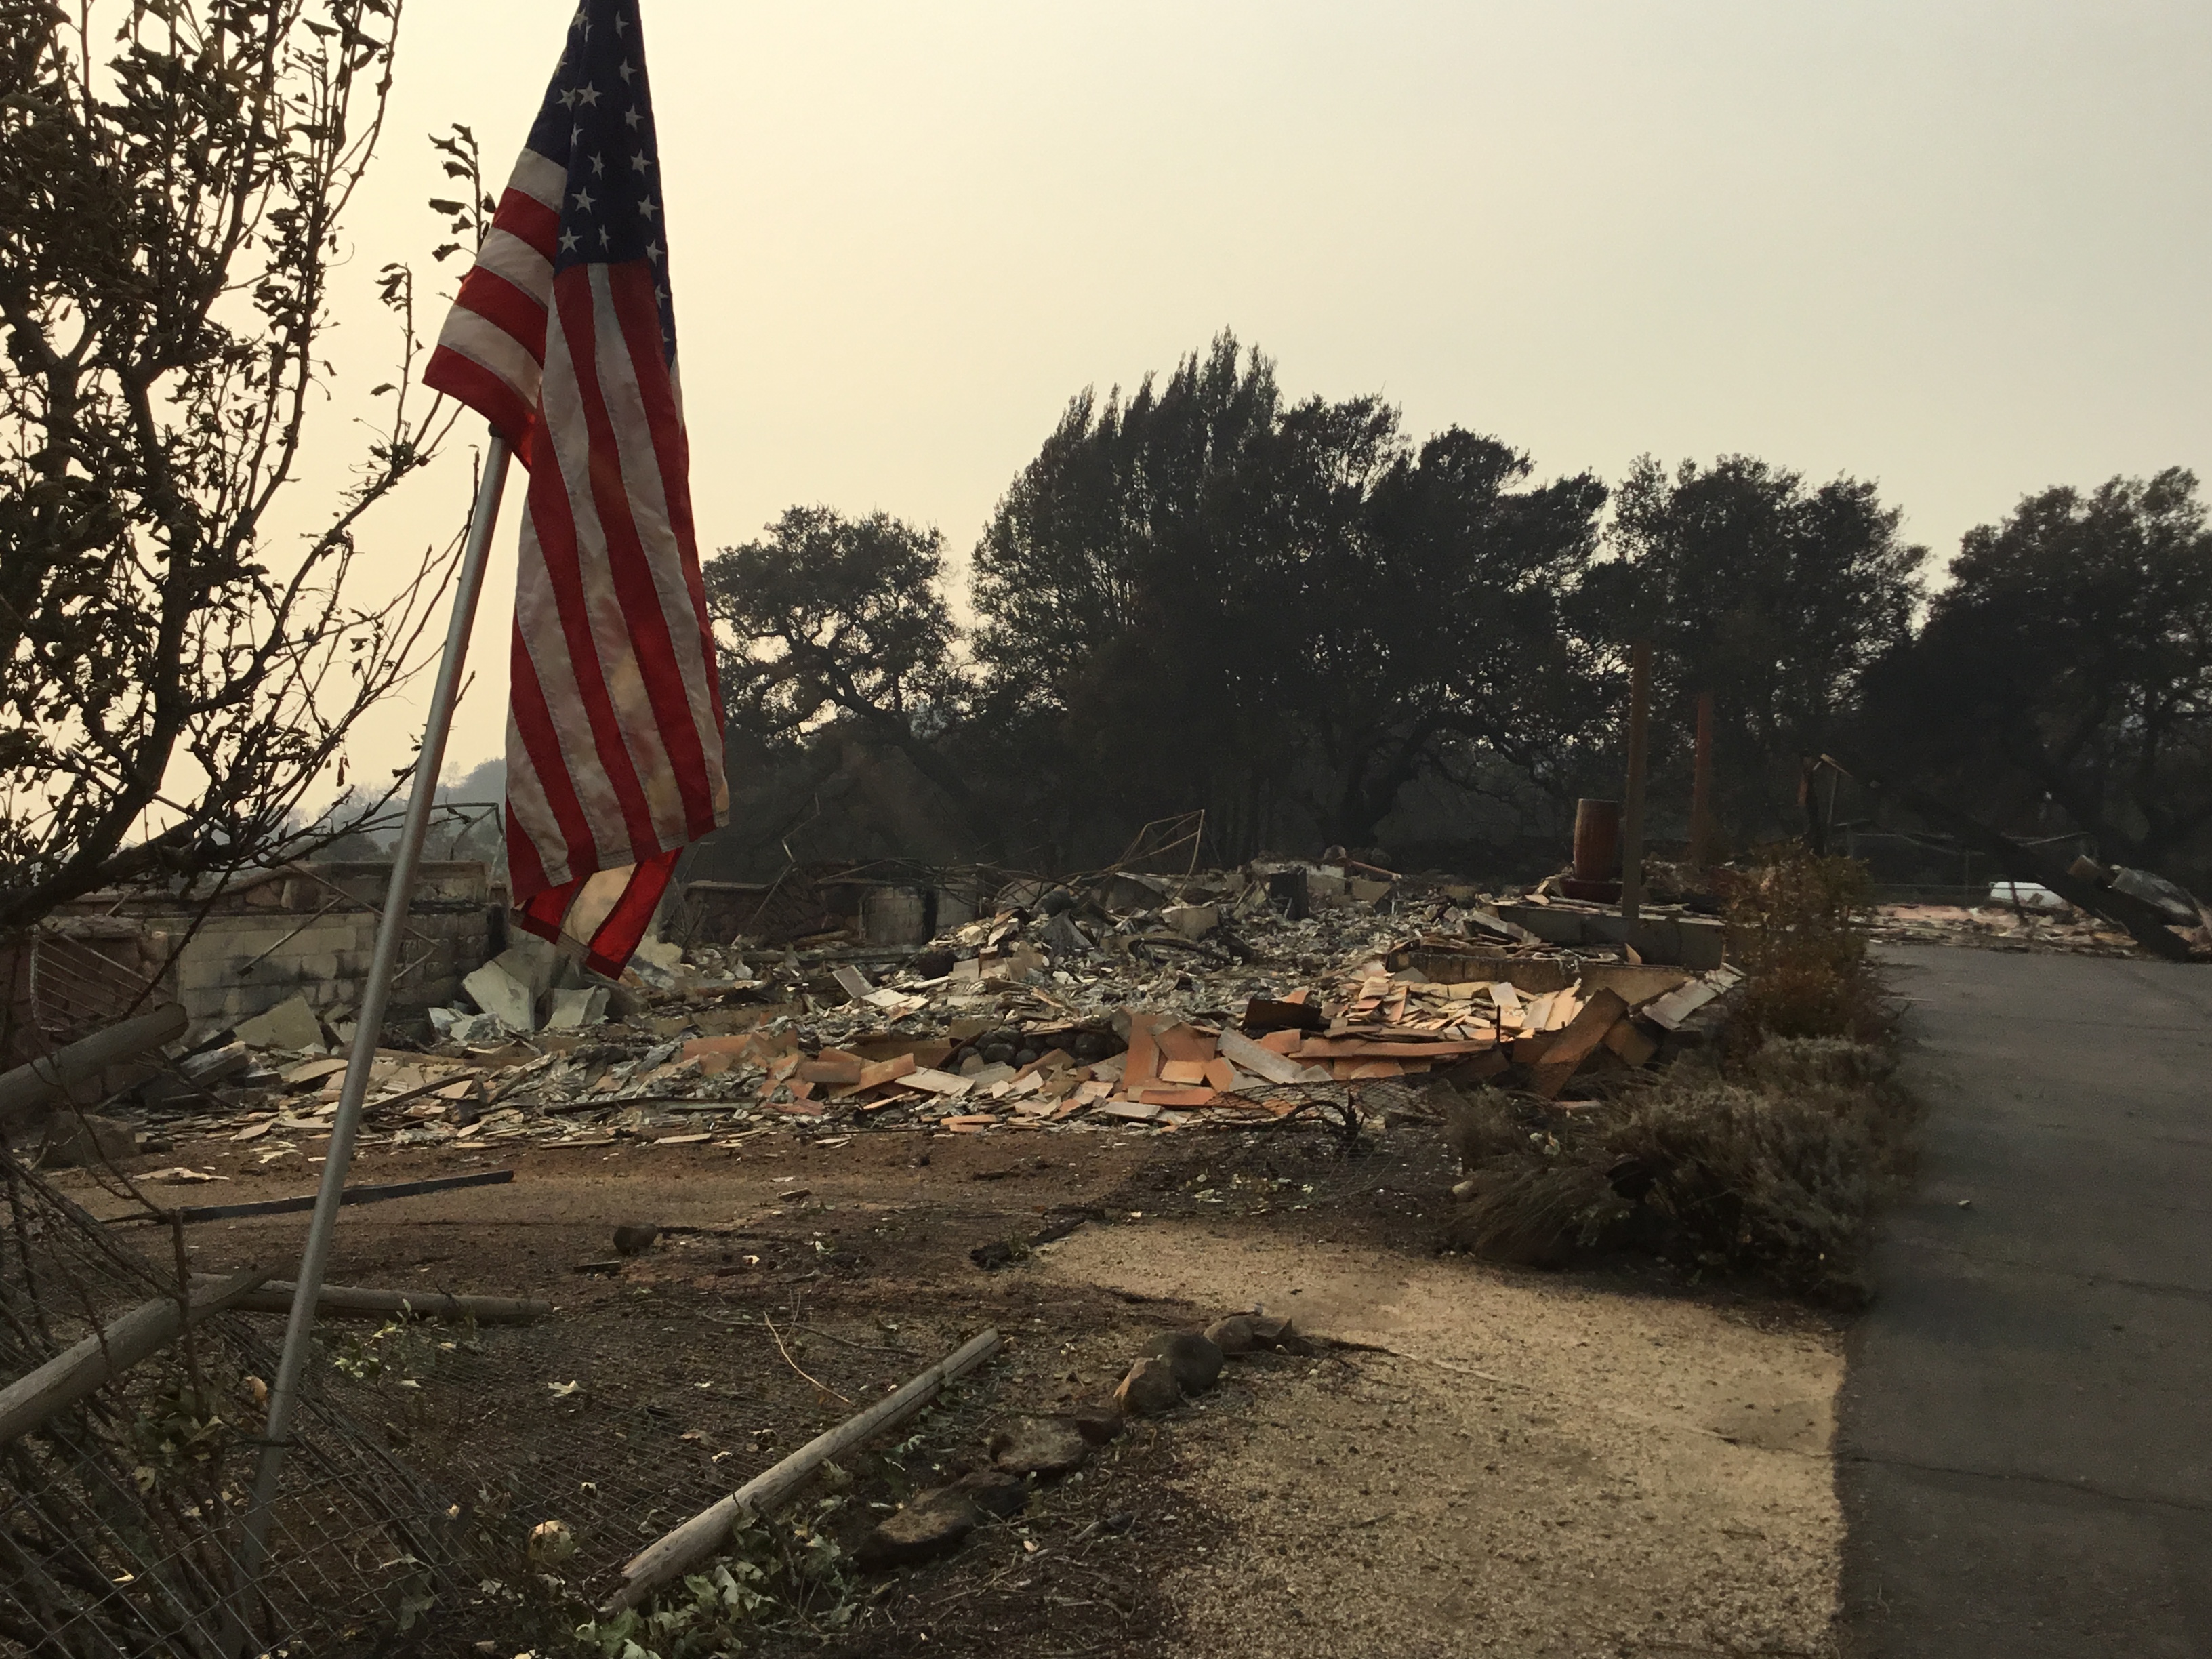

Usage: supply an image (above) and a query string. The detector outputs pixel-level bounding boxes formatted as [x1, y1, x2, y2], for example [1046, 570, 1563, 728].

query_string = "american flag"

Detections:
[424, 0, 726, 975]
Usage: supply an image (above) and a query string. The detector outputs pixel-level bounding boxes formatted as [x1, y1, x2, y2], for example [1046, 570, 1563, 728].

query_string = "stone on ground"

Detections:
[951, 1469, 1030, 1517]
[1114, 1355, 1183, 1417]
[1071, 1402, 1125, 1444]
[1206, 1315, 1258, 1355]
[988, 1416, 1091, 1477]
[1153, 1330, 1225, 1393]
[854, 1488, 984, 1570]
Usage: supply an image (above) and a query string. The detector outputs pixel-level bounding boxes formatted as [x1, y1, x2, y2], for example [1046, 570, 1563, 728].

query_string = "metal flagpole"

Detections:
[237, 432, 513, 1583]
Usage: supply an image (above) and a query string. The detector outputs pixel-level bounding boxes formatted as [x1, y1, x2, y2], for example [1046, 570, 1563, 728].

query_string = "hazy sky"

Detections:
[310, 0, 2212, 784]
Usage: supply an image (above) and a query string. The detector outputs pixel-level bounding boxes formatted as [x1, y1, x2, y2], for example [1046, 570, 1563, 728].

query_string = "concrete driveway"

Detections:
[1840, 945, 2212, 1656]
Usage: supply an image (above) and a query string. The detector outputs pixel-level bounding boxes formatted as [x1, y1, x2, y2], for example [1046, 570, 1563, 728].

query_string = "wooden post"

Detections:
[1620, 642, 1652, 922]
[0, 1267, 270, 1447]
[0, 1002, 188, 1138]
[1688, 690, 1715, 870]
[606, 1328, 1003, 1612]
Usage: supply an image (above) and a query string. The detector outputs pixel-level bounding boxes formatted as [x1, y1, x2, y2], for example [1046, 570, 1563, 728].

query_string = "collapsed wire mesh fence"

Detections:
[0, 1151, 1021, 1655]
[0, 1150, 465, 1658]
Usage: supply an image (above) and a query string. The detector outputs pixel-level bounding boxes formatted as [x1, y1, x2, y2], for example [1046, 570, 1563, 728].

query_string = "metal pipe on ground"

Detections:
[188, 1276, 549, 1324]
[125, 1168, 516, 1226]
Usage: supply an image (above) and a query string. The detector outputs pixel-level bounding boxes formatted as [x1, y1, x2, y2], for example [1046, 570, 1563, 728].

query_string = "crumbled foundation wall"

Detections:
[43, 861, 503, 1036]
[165, 905, 493, 1028]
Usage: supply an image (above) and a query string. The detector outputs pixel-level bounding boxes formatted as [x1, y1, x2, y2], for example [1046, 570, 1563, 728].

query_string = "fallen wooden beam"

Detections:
[188, 1276, 550, 1324]
[0, 1004, 189, 1136]
[0, 1267, 270, 1448]
[605, 1327, 1003, 1613]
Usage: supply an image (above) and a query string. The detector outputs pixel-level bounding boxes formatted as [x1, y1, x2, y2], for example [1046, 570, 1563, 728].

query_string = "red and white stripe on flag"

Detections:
[422, 0, 726, 975]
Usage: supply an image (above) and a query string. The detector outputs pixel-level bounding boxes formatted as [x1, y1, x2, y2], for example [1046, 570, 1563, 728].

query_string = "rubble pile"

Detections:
[1868, 866, 2212, 958]
[125, 862, 1748, 1158]
[1866, 900, 2142, 956]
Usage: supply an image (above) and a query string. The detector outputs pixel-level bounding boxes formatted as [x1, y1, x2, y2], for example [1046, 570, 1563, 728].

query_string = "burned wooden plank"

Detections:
[0, 1267, 270, 1447]
[1527, 990, 1631, 1100]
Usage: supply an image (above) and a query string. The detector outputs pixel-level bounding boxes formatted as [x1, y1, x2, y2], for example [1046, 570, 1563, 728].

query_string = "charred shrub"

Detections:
[1443, 1037, 1919, 1306]
[1721, 847, 1893, 1045]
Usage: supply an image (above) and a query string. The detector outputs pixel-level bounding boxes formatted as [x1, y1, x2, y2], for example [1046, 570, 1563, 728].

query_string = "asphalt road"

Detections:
[1839, 945, 2212, 1656]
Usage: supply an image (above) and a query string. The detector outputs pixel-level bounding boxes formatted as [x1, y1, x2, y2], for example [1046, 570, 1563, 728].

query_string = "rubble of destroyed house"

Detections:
[33, 855, 1757, 1169]
[12, 800, 2208, 1185]
[11, 825, 2208, 1177]
[1866, 860, 2212, 958]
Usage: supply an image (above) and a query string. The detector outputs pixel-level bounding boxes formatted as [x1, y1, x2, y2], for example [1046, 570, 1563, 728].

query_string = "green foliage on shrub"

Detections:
[1723, 847, 1892, 1044]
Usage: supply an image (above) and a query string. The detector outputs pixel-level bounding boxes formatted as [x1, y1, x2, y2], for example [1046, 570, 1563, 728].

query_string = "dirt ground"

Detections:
[58, 1115, 1846, 1658]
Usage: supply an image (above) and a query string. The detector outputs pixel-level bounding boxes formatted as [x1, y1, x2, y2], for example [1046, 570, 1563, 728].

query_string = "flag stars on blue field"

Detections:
[531, 1, 675, 358]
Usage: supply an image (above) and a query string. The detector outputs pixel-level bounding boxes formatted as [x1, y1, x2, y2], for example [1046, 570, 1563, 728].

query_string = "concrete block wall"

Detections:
[171, 914, 375, 1026]
[33, 862, 501, 1042]
[102, 862, 505, 1033]
[169, 908, 499, 1028]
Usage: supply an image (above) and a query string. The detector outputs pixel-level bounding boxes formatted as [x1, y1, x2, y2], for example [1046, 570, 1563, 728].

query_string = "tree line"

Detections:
[705, 333, 2212, 888]
[12, 5, 2204, 942]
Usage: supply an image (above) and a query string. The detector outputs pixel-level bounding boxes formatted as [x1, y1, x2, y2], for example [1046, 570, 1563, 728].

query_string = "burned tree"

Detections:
[0, 0, 468, 933]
